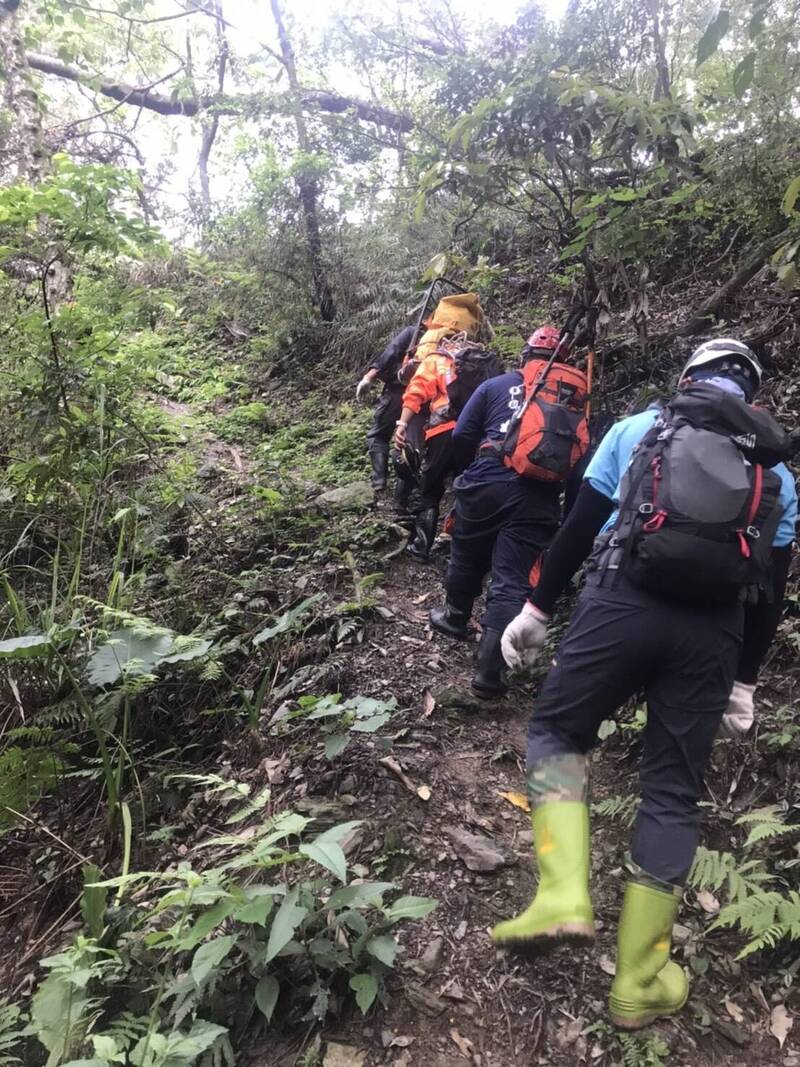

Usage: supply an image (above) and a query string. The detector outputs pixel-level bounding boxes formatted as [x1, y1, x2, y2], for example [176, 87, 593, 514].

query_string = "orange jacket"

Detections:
[402, 350, 457, 439]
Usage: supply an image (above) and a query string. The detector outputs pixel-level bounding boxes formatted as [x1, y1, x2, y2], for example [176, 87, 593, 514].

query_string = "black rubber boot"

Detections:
[369, 448, 388, 491]
[429, 599, 471, 639]
[392, 477, 413, 515]
[407, 506, 438, 562]
[472, 627, 508, 698]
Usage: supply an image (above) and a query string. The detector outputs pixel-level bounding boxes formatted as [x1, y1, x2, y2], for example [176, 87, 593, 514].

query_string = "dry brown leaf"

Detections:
[323, 1042, 367, 1067]
[696, 888, 720, 914]
[449, 1028, 474, 1058]
[724, 997, 744, 1023]
[422, 688, 436, 717]
[417, 784, 432, 802]
[770, 1004, 793, 1048]
[497, 789, 531, 812]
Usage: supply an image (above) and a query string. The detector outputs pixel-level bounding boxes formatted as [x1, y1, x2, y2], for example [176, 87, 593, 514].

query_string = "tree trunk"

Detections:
[197, 0, 228, 232]
[268, 0, 336, 322]
[0, 1, 48, 181]
[647, 0, 672, 102]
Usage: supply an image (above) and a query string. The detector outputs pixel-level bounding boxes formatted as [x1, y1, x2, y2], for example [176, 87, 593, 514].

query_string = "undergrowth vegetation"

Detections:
[1, 0, 799, 1062]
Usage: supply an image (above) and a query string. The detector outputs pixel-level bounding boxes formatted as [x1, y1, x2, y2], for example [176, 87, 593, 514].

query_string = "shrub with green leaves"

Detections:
[14, 796, 437, 1066]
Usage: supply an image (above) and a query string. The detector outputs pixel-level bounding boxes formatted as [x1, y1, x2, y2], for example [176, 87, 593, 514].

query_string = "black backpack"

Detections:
[445, 346, 504, 419]
[601, 383, 792, 605]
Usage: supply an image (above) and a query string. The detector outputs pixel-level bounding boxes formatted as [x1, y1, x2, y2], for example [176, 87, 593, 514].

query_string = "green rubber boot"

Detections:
[491, 800, 594, 952]
[609, 880, 689, 1029]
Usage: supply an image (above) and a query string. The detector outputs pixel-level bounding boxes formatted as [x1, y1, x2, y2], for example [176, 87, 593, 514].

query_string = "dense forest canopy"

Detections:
[0, 0, 799, 1064]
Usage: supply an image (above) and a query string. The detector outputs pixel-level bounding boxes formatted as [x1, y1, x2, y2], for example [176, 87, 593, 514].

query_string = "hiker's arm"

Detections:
[736, 545, 792, 684]
[529, 481, 614, 615]
[371, 325, 416, 375]
[451, 385, 487, 473]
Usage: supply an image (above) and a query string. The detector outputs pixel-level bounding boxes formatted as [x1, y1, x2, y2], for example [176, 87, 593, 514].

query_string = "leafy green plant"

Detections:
[690, 807, 799, 958]
[591, 794, 640, 829]
[0, 999, 25, 1065]
[19, 780, 438, 1064]
[290, 693, 398, 760]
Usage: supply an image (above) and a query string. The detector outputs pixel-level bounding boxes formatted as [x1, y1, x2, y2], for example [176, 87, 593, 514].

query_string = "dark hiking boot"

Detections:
[407, 507, 438, 562]
[369, 449, 388, 491]
[392, 478, 413, 516]
[429, 600, 471, 639]
[472, 627, 509, 697]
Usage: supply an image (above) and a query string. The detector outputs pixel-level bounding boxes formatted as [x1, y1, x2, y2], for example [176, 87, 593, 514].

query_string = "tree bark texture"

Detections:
[1, 6, 48, 180]
[268, 0, 336, 322]
[197, 0, 229, 229]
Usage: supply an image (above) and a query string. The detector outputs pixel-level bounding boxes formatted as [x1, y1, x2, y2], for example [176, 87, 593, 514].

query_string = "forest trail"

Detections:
[257, 518, 794, 1067]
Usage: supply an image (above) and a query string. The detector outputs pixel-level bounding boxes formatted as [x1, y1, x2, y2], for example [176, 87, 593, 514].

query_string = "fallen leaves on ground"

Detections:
[497, 789, 530, 812]
[323, 1042, 367, 1067]
[770, 1003, 793, 1048]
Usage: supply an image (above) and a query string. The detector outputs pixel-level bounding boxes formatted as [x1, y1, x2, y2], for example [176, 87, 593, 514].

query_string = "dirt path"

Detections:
[295, 535, 793, 1067]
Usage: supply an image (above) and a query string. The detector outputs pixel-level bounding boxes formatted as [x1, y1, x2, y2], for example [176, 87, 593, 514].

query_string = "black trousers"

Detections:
[366, 386, 403, 458]
[418, 430, 455, 511]
[446, 477, 559, 631]
[527, 574, 742, 885]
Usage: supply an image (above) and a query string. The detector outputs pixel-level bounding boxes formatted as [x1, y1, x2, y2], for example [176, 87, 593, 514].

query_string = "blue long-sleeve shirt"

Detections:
[452, 371, 559, 500]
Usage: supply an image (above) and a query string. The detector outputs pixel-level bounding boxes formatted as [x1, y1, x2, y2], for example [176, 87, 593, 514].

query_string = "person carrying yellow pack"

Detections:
[394, 293, 492, 560]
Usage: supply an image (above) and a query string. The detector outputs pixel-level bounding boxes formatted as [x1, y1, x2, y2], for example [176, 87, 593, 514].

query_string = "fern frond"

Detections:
[591, 794, 639, 828]
[688, 847, 771, 902]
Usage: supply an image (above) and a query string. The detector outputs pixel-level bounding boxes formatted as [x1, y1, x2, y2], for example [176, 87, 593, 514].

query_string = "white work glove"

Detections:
[501, 603, 550, 670]
[719, 681, 756, 738]
[356, 376, 374, 401]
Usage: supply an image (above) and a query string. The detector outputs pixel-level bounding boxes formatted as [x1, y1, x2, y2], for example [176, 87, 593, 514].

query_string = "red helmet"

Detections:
[526, 325, 560, 350]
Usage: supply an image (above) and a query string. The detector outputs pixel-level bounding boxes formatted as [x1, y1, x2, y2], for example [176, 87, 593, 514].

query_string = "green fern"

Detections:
[618, 1031, 670, 1067]
[688, 846, 771, 902]
[710, 889, 800, 958]
[591, 794, 639, 828]
[0, 746, 64, 828]
[735, 806, 799, 849]
[0, 999, 24, 1065]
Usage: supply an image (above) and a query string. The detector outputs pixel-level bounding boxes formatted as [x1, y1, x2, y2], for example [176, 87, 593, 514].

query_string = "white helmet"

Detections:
[680, 338, 763, 394]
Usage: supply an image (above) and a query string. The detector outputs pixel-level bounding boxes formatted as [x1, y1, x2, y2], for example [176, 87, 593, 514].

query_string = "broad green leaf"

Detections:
[299, 840, 348, 883]
[80, 864, 106, 940]
[87, 628, 172, 687]
[265, 888, 308, 962]
[350, 973, 378, 1014]
[733, 52, 756, 97]
[350, 713, 392, 733]
[560, 237, 587, 261]
[324, 733, 349, 760]
[696, 9, 730, 66]
[327, 882, 395, 909]
[178, 897, 235, 950]
[781, 176, 800, 217]
[609, 187, 639, 202]
[0, 634, 51, 660]
[366, 934, 397, 966]
[383, 895, 439, 922]
[255, 975, 280, 1022]
[234, 893, 274, 925]
[191, 935, 236, 986]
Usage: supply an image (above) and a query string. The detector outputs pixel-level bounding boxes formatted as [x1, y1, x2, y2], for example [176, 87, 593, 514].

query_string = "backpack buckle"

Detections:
[638, 503, 654, 515]
[746, 525, 760, 540]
